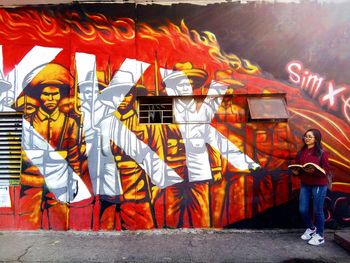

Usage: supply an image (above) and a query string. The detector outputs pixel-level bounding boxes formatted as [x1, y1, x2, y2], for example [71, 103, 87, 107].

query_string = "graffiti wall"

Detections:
[0, 1, 349, 230]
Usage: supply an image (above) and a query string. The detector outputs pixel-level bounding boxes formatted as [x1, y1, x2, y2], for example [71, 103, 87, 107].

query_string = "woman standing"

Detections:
[291, 129, 331, 246]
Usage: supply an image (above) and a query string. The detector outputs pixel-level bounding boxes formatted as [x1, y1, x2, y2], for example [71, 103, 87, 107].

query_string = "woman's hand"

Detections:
[304, 166, 315, 173]
[291, 168, 300, 175]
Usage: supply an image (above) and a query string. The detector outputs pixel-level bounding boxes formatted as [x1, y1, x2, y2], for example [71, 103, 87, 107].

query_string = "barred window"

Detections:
[138, 97, 173, 124]
[0, 113, 22, 186]
[247, 95, 289, 122]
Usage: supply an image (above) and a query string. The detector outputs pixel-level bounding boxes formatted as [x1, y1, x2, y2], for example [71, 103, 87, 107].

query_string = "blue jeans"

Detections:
[299, 184, 327, 236]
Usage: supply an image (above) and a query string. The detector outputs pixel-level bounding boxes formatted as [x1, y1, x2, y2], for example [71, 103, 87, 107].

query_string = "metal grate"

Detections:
[139, 97, 173, 124]
[0, 112, 22, 185]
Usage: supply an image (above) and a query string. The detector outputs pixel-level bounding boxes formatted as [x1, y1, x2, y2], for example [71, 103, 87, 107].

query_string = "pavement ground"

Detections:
[0, 229, 349, 263]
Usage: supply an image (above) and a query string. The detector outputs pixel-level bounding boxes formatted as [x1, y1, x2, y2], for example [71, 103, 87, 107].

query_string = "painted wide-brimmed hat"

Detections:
[162, 62, 208, 89]
[15, 94, 40, 113]
[99, 70, 135, 103]
[78, 70, 107, 91]
[98, 70, 148, 107]
[22, 63, 73, 99]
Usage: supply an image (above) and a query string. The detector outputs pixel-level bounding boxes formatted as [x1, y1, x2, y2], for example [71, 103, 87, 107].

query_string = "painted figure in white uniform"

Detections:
[94, 71, 182, 229]
[162, 62, 222, 228]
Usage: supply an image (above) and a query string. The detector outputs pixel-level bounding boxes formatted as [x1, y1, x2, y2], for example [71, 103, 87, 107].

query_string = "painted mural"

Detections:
[0, 2, 349, 230]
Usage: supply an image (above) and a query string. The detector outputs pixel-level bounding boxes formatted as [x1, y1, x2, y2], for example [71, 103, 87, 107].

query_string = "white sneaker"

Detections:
[308, 233, 325, 246]
[301, 227, 317, 240]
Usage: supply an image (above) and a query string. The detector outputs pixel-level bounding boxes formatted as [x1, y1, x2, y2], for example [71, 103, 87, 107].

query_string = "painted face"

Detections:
[304, 131, 316, 148]
[118, 93, 133, 111]
[25, 103, 37, 114]
[40, 86, 61, 112]
[82, 87, 96, 102]
[112, 93, 125, 109]
[175, 78, 193, 96]
[112, 93, 133, 111]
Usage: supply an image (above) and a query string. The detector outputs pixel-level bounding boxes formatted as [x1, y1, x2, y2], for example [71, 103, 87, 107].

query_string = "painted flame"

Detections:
[0, 8, 259, 79]
[0, 9, 69, 44]
[137, 19, 260, 75]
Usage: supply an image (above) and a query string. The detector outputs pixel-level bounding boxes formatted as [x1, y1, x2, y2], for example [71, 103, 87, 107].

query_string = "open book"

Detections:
[288, 163, 325, 176]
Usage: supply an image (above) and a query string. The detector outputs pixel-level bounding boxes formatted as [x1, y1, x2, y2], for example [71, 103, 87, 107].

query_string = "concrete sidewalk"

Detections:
[0, 229, 349, 263]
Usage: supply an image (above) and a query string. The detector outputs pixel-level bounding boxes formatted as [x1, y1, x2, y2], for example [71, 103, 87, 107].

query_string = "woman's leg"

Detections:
[312, 185, 327, 236]
[299, 185, 314, 229]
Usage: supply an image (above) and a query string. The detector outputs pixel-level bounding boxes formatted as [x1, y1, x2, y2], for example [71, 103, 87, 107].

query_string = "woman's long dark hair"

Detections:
[298, 128, 323, 158]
